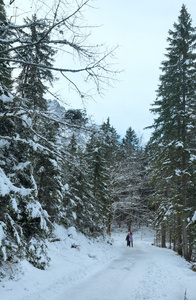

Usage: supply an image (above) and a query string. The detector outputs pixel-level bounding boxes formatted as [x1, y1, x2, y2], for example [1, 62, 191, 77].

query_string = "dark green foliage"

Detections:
[15, 14, 56, 110]
[64, 109, 88, 125]
[85, 130, 110, 233]
[122, 127, 139, 153]
[0, 12, 58, 267]
[0, 0, 13, 89]
[0, 88, 51, 265]
[148, 5, 196, 260]
[62, 135, 96, 234]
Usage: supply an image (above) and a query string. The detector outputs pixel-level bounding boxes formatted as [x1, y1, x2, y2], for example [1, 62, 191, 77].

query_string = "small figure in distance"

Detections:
[126, 233, 130, 247]
[129, 232, 133, 247]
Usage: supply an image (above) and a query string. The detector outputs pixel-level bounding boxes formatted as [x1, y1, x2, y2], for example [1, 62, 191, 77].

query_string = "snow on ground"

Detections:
[0, 226, 195, 300]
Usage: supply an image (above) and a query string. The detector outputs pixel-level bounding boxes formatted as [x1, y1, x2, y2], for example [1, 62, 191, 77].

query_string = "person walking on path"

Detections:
[129, 232, 133, 247]
[126, 233, 130, 247]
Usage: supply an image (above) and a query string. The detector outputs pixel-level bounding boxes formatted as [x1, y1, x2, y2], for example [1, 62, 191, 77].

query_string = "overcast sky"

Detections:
[82, 0, 196, 141]
[7, 0, 196, 143]
[71, 0, 196, 143]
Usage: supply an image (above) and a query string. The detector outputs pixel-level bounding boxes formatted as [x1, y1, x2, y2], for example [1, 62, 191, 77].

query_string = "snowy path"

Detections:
[57, 231, 195, 300]
[1, 227, 195, 300]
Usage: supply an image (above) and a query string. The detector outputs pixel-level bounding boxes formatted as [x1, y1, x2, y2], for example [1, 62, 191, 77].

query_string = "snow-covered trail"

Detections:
[1, 227, 195, 300]
[57, 231, 195, 300]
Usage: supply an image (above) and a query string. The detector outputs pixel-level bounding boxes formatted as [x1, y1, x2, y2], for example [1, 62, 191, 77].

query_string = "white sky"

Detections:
[80, 0, 196, 143]
[6, 0, 196, 143]
[55, 0, 196, 143]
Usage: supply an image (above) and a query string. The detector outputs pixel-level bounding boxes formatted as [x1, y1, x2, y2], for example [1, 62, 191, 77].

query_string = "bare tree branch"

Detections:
[1, 0, 119, 98]
[1, 1, 89, 53]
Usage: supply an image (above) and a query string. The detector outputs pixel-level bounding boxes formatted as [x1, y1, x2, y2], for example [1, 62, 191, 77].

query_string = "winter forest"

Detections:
[0, 0, 196, 281]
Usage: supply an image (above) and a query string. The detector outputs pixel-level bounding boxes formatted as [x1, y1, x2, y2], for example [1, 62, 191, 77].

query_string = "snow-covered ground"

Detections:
[0, 226, 195, 300]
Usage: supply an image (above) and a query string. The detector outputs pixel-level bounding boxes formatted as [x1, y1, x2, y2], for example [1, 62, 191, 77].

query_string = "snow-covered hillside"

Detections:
[0, 226, 195, 300]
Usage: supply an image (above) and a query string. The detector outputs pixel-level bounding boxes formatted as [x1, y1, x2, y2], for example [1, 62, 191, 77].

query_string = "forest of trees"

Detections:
[0, 1, 195, 269]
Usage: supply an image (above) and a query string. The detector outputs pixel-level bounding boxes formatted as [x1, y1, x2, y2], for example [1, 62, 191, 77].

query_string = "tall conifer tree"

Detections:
[0, 0, 12, 89]
[15, 14, 56, 110]
[149, 5, 196, 260]
[85, 130, 110, 233]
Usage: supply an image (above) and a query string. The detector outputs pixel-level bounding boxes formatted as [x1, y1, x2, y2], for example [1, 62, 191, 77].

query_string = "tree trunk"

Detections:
[177, 216, 182, 256]
[169, 229, 172, 249]
[107, 220, 111, 235]
[181, 63, 188, 260]
[173, 237, 176, 252]
[182, 218, 189, 260]
[161, 223, 166, 248]
[127, 220, 132, 232]
[188, 232, 193, 261]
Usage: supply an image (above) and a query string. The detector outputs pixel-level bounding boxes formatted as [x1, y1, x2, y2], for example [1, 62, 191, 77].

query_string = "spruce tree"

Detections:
[85, 130, 110, 234]
[0, 88, 52, 267]
[149, 5, 196, 260]
[100, 118, 122, 233]
[0, 13, 61, 266]
[15, 13, 62, 220]
[62, 134, 95, 234]
[0, 0, 12, 89]
[15, 14, 56, 110]
[122, 127, 139, 153]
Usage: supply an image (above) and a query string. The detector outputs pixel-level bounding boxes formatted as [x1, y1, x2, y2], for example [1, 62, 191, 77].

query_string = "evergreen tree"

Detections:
[0, 0, 12, 89]
[0, 87, 51, 268]
[15, 13, 62, 220]
[100, 118, 121, 233]
[0, 13, 61, 267]
[148, 5, 196, 260]
[122, 127, 139, 153]
[15, 14, 56, 110]
[85, 130, 110, 234]
[62, 134, 95, 234]
[101, 118, 121, 162]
